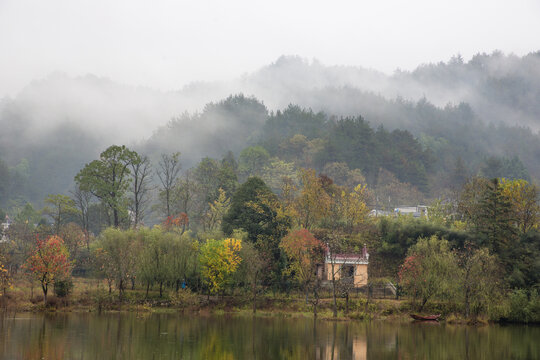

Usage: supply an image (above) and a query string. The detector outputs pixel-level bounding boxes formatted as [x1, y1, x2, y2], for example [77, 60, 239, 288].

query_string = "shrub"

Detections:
[170, 289, 199, 311]
[54, 278, 74, 298]
[507, 289, 540, 323]
[349, 311, 372, 320]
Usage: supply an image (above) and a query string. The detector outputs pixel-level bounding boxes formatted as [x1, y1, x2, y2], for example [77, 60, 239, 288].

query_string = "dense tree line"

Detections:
[1, 141, 538, 322]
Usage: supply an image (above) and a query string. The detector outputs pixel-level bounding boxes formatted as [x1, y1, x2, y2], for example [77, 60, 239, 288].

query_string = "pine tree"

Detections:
[477, 178, 516, 269]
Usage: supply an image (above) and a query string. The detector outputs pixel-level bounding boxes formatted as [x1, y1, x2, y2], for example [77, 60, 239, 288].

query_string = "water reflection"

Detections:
[0, 313, 538, 359]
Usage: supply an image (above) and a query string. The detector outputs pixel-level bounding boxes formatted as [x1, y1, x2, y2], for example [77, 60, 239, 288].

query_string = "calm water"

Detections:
[0, 313, 538, 359]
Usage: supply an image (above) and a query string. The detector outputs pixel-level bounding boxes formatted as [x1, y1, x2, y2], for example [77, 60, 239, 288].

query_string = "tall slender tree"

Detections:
[130, 154, 153, 227]
[157, 152, 181, 217]
[71, 186, 92, 249]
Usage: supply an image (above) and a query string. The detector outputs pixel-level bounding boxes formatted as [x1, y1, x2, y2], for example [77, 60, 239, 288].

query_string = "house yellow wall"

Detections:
[325, 263, 368, 287]
[326, 263, 341, 280]
[354, 264, 368, 287]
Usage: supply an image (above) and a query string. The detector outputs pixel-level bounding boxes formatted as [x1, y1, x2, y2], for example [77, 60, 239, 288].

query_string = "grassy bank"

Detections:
[1, 276, 537, 325]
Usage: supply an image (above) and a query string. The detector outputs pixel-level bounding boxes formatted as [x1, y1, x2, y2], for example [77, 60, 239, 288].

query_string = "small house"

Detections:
[317, 245, 369, 288]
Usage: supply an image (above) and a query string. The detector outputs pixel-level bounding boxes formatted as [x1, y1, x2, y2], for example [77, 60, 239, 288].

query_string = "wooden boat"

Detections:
[410, 314, 441, 321]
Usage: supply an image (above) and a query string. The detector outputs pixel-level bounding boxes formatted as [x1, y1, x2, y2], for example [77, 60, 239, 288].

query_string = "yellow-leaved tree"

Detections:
[0, 255, 12, 302]
[499, 178, 539, 234]
[294, 168, 331, 229]
[199, 238, 242, 295]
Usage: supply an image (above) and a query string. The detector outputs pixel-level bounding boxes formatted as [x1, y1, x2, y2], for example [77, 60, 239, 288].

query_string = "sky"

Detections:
[1, 0, 539, 98]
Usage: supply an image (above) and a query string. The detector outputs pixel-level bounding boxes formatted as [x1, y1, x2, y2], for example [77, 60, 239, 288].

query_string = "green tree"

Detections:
[236, 240, 264, 313]
[167, 231, 198, 293]
[476, 178, 516, 268]
[71, 186, 93, 249]
[93, 227, 140, 299]
[194, 157, 221, 204]
[202, 188, 230, 232]
[137, 228, 172, 297]
[75, 145, 139, 227]
[238, 146, 270, 181]
[458, 244, 500, 318]
[129, 154, 152, 227]
[222, 177, 288, 242]
[42, 194, 77, 235]
[157, 152, 181, 217]
[398, 236, 459, 311]
[222, 177, 290, 286]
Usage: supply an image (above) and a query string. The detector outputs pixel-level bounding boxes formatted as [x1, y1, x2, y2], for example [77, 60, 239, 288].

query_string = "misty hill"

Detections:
[242, 52, 540, 130]
[1, 51, 539, 208]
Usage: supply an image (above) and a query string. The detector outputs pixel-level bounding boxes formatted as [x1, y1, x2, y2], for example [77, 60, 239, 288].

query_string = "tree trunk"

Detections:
[365, 284, 371, 313]
[166, 189, 171, 217]
[465, 286, 471, 318]
[159, 282, 163, 298]
[113, 208, 119, 228]
[252, 278, 257, 314]
[313, 286, 319, 319]
[331, 270, 338, 318]
[42, 283, 48, 306]
[118, 279, 124, 301]
[419, 297, 428, 311]
[145, 282, 150, 298]
[345, 292, 349, 316]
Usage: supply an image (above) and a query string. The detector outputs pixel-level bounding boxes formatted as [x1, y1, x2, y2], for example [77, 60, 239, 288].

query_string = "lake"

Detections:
[0, 313, 538, 359]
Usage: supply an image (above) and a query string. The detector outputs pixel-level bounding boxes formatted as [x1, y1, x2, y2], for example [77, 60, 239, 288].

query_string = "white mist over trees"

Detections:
[0, 52, 539, 207]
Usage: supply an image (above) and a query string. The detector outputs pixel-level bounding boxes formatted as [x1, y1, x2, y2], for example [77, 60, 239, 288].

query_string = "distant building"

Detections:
[393, 205, 428, 218]
[369, 209, 392, 217]
[1, 215, 12, 243]
[369, 205, 429, 218]
[317, 245, 369, 288]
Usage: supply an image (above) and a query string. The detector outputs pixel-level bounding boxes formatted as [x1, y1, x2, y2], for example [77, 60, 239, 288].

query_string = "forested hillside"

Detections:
[0, 52, 539, 211]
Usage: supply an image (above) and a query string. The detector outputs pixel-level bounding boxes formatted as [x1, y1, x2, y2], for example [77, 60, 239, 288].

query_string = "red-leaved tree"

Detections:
[162, 212, 189, 234]
[25, 235, 72, 305]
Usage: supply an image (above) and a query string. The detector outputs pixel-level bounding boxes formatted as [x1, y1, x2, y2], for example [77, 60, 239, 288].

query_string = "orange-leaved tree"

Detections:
[162, 212, 189, 234]
[25, 235, 72, 305]
[280, 229, 325, 303]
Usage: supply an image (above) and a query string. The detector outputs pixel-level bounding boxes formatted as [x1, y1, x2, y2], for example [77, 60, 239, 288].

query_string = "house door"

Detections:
[342, 265, 354, 278]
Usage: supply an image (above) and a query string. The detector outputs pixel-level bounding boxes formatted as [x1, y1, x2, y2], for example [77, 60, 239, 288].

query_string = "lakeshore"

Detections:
[0, 276, 521, 326]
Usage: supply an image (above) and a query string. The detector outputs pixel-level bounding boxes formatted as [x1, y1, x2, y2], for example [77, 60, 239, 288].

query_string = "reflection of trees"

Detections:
[0, 314, 538, 359]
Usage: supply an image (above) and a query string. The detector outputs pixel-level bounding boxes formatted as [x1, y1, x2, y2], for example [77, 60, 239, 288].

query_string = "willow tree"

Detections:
[399, 236, 459, 311]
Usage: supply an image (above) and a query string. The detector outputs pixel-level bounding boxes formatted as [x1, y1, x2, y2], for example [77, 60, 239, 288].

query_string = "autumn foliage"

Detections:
[199, 238, 242, 295]
[24, 235, 72, 305]
[0, 260, 11, 300]
[280, 229, 325, 291]
[162, 212, 189, 233]
[398, 255, 422, 295]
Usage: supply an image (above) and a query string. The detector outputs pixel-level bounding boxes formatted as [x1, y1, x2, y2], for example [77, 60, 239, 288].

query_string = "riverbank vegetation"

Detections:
[0, 141, 538, 324]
